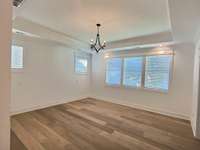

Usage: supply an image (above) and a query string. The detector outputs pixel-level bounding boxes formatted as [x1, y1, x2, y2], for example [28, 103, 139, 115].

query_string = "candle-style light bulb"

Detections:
[103, 41, 106, 47]
[90, 39, 94, 44]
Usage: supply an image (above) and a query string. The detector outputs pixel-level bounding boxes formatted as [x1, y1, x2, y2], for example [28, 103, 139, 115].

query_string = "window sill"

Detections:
[105, 84, 169, 94]
[11, 68, 24, 73]
[75, 72, 88, 75]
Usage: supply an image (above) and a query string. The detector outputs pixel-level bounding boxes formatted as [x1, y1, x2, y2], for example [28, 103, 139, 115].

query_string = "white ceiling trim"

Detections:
[104, 31, 173, 51]
[13, 17, 90, 52]
[103, 41, 177, 53]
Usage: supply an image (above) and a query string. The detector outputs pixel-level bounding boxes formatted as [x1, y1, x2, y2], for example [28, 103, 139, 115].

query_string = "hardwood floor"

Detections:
[11, 98, 200, 150]
[11, 131, 27, 150]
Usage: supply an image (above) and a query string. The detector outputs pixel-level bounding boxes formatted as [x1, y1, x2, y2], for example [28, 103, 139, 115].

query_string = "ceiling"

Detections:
[13, 0, 171, 43]
[168, 0, 200, 43]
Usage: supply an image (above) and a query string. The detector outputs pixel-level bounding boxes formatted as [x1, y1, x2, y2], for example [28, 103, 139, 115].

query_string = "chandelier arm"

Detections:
[94, 46, 99, 53]
[98, 45, 104, 52]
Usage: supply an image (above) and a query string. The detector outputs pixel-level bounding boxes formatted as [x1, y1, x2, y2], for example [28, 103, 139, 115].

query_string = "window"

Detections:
[123, 57, 143, 87]
[105, 54, 173, 92]
[75, 56, 88, 74]
[144, 55, 172, 91]
[11, 45, 23, 69]
[106, 58, 122, 85]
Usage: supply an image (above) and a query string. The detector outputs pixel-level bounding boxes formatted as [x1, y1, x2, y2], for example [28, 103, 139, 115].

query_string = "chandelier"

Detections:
[90, 24, 106, 53]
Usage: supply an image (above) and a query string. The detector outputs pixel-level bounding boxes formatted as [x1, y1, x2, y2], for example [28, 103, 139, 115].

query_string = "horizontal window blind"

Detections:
[144, 55, 172, 91]
[105, 52, 173, 92]
[123, 57, 143, 87]
[106, 58, 122, 85]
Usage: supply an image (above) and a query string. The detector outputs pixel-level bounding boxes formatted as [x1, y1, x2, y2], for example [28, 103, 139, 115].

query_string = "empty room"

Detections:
[1, 0, 200, 150]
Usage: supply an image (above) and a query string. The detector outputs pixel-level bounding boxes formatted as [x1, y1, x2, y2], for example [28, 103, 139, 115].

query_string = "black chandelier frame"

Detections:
[90, 24, 106, 53]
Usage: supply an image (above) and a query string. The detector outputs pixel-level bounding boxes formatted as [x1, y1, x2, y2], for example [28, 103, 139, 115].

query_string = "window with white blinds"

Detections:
[106, 58, 122, 85]
[144, 55, 172, 91]
[105, 53, 173, 92]
[123, 57, 143, 87]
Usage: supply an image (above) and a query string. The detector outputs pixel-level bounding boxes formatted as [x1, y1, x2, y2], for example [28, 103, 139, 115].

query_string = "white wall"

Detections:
[91, 43, 195, 120]
[11, 35, 91, 114]
[0, 0, 12, 149]
[191, 39, 200, 138]
[11, 34, 196, 121]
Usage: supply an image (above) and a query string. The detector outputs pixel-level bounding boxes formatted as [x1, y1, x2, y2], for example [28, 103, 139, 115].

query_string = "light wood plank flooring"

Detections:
[11, 98, 200, 150]
[11, 131, 27, 150]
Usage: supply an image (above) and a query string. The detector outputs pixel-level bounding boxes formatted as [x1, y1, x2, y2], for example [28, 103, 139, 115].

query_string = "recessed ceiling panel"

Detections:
[15, 0, 171, 43]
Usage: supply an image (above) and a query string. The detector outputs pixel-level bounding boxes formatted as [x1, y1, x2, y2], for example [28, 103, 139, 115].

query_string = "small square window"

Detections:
[75, 56, 88, 74]
[11, 45, 23, 69]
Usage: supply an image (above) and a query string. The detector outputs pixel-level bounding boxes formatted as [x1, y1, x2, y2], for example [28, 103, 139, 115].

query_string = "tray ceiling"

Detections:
[14, 0, 171, 43]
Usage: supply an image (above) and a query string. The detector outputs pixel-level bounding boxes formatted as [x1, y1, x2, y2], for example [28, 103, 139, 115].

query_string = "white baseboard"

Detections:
[90, 96, 190, 121]
[193, 122, 200, 139]
[191, 117, 198, 138]
[10, 96, 88, 116]
[11, 95, 190, 121]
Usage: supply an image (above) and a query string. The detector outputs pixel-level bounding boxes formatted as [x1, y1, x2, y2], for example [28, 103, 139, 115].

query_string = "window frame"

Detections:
[11, 45, 24, 72]
[74, 55, 89, 75]
[105, 53, 174, 93]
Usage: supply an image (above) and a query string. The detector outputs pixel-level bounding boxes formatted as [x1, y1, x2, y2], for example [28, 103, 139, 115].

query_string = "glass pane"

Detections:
[123, 57, 143, 87]
[11, 45, 23, 69]
[145, 55, 172, 91]
[106, 58, 122, 85]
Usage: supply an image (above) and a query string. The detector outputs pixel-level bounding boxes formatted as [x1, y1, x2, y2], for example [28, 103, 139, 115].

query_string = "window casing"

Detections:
[11, 45, 23, 69]
[105, 54, 173, 92]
